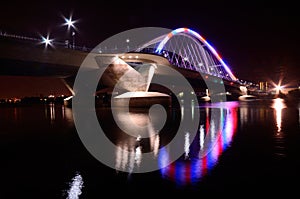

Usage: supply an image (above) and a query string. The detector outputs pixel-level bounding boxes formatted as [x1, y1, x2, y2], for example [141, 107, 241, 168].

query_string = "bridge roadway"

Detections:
[0, 37, 87, 77]
[0, 37, 243, 100]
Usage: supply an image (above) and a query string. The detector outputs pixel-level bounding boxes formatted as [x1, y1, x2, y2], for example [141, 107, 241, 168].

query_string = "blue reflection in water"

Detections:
[159, 102, 238, 185]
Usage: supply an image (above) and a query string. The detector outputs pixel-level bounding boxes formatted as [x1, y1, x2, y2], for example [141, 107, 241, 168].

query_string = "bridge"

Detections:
[0, 28, 248, 104]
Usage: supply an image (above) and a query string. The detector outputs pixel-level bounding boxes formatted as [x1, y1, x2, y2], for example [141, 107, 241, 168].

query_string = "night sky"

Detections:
[1, 1, 299, 97]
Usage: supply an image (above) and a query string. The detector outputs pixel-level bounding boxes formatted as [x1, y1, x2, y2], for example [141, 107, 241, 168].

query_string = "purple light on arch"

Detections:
[155, 27, 237, 81]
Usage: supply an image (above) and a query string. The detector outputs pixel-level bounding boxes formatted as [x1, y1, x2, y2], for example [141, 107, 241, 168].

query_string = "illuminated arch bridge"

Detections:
[96, 27, 245, 102]
[95, 27, 246, 105]
[134, 28, 237, 82]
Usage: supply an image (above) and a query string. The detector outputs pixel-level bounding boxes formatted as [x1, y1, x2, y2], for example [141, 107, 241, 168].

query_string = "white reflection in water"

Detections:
[272, 98, 287, 158]
[121, 144, 129, 171]
[128, 147, 135, 173]
[240, 107, 248, 128]
[135, 146, 142, 166]
[66, 173, 84, 199]
[272, 98, 286, 132]
[199, 125, 205, 149]
[115, 146, 122, 171]
[184, 132, 190, 159]
[43, 104, 73, 124]
[115, 142, 143, 173]
[210, 120, 215, 139]
[114, 110, 163, 173]
[49, 103, 55, 122]
[150, 134, 160, 157]
[191, 100, 195, 120]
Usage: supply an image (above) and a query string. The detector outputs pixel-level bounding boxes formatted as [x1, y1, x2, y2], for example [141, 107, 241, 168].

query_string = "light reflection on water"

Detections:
[110, 101, 239, 185]
[39, 99, 297, 190]
[159, 102, 238, 185]
[272, 98, 286, 133]
[66, 173, 84, 199]
[2, 99, 300, 195]
[115, 143, 143, 173]
[112, 109, 162, 173]
[49, 103, 55, 122]
[184, 132, 190, 160]
[43, 103, 74, 124]
[271, 98, 287, 158]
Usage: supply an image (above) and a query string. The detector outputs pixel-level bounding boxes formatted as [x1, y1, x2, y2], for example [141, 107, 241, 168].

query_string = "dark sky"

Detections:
[1, 1, 299, 97]
[0, 76, 72, 98]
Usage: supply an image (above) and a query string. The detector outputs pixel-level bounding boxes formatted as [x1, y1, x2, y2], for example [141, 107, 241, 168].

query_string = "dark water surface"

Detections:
[1, 99, 300, 198]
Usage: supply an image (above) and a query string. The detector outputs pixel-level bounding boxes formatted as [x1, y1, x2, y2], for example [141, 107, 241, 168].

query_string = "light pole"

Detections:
[62, 15, 77, 49]
[40, 34, 53, 48]
[72, 31, 75, 49]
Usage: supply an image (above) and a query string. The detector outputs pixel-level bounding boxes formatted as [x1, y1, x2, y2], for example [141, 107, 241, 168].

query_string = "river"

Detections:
[1, 98, 300, 198]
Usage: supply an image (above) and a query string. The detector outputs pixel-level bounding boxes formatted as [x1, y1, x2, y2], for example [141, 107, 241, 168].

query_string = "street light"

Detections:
[275, 85, 283, 94]
[62, 14, 78, 49]
[40, 34, 53, 48]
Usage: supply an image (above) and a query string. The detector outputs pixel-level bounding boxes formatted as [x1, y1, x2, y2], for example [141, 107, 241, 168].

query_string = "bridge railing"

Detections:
[0, 30, 93, 52]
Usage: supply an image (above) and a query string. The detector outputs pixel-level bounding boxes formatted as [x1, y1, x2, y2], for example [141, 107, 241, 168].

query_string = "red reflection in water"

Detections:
[206, 107, 210, 134]
[201, 156, 208, 176]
